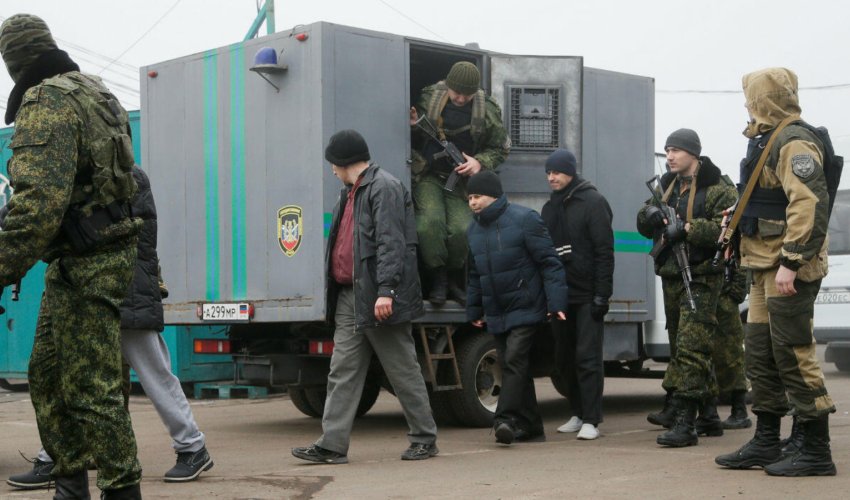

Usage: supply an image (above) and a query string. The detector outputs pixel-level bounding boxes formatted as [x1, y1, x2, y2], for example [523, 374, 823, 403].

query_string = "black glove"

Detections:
[644, 205, 666, 228]
[590, 296, 609, 322]
[664, 218, 686, 243]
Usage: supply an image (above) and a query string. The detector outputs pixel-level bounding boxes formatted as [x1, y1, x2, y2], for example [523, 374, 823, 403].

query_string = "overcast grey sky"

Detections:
[1, 0, 848, 177]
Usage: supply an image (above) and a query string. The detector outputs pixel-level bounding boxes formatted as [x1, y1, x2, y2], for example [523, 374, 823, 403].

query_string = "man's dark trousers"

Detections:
[554, 302, 604, 425]
[493, 325, 544, 435]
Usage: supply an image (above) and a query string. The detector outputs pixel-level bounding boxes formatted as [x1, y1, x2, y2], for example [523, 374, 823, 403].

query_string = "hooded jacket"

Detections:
[466, 196, 567, 334]
[325, 163, 424, 328]
[739, 68, 829, 281]
[541, 175, 614, 303]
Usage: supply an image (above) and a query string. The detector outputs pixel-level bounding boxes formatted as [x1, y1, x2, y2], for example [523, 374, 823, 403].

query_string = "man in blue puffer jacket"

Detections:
[465, 171, 568, 445]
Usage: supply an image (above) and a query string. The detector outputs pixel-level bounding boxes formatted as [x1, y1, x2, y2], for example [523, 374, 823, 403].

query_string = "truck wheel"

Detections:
[288, 386, 322, 418]
[835, 361, 850, 373]
[302, 376, 381, 418]
[550, 371, 571, 399]
[449, 333, 500, 428]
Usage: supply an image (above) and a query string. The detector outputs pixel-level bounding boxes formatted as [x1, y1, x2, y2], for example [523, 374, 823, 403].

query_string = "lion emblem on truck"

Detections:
[277, 205, 303, 257]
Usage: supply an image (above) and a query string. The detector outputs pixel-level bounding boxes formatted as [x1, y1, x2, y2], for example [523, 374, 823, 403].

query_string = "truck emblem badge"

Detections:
[277, 205, 303, 257]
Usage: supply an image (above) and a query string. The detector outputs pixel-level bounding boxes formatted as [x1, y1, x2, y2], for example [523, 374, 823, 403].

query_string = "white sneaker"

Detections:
[557, 416, 583, 433]
[577, 423, 599, 440]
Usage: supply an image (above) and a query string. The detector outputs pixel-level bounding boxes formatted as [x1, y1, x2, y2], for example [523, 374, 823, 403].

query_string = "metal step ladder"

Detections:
[417, 324, 462, 391]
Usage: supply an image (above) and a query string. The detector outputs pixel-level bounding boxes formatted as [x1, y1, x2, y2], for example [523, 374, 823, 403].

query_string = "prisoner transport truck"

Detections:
[141, 22, 659, 427]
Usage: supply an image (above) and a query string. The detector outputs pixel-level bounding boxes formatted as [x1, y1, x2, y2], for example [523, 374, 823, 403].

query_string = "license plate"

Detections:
[202, 303, 251, 321]
[815, 291, 850, 305]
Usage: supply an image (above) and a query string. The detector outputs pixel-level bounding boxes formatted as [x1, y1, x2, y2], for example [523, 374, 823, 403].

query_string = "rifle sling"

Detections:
[724, 115, 798, 244]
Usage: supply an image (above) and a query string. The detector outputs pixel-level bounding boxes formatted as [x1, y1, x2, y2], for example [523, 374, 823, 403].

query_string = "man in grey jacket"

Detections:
[291, 130, 437, 464]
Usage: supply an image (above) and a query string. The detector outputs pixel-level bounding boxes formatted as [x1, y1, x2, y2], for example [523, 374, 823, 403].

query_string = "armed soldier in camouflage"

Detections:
[637, 129, 737, 448]
[716, 68, 837, 477]
[0, 14, 143, 499]
[409, 61, 509, 304]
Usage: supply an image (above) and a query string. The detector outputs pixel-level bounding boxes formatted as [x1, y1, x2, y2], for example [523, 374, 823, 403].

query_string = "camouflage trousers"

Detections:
[413, 174, 471, 271]
[28, 243, 142, 490]
[660, 273, 722, 401]
[711, 292, 748, 395]
[746, 267, 834, 420]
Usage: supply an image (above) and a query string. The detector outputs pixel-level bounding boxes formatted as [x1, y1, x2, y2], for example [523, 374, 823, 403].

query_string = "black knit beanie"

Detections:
[467, 171, 503, 198]
[545, 148, 577, 176]
[325, 129, 371, 167]
[665, 128, 701, 157]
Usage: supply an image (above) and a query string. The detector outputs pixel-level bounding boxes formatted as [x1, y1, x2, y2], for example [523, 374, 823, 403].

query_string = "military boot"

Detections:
[780, 415, 804, 459]
[715, 412, 782, 469]
[647, 390, 675, 428]
[100, 483, 141, 499]
[765, 415, 836, 476]
[656, 397, 698, 447]
[53, 470, 91, 500]
[428, 267, 448, 306]
[695, 397, 724, 437]
[722, 390, 752, 429]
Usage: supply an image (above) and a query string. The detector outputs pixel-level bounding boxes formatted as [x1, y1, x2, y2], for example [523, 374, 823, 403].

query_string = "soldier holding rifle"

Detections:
[636, 129, 737, 448]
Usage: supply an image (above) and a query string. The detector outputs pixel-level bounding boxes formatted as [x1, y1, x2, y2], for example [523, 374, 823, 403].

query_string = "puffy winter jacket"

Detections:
[466, 196, 567, 334]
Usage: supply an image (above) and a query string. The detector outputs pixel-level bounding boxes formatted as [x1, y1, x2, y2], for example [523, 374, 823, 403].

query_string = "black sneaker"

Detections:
[291, 444, 348, 464]
[494, 422, 515, 445]
[6, 458, 53, 490]
[401, 443, 439, 460]
[164, 446, 214, 482]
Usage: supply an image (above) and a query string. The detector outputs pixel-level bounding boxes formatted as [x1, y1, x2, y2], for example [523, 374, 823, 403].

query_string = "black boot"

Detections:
[696, 397, 724, 437]
[647, 391, 675, 428]
[53, 470, 91, 500]
[765, 415, 836, 476]
[779, 414, 804, 459]
[100, 483, 141, 499]
[657, 397, 698, 447]
[428, 267, 448, 306]
[715, 412, 782, 468]
[722, 390, 752, 429]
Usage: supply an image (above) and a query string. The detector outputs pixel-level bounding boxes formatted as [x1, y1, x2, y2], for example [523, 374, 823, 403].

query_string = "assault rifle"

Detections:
[413, 115, 463, 192]
[712, 200, 739, 282]
[645, 176, 696, 311]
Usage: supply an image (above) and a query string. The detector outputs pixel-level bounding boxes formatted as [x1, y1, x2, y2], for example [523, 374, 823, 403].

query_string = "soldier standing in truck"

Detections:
[409, 61, 510, 305]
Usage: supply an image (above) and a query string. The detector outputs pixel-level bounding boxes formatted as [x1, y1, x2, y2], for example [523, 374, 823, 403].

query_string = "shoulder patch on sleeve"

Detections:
[791, 154, 815, 179]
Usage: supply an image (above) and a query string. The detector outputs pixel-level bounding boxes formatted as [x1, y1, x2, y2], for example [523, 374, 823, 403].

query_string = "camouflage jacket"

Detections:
[412, 82, 510, 171]
[637, 158, 737, 279]
[0, 73, 139, 287]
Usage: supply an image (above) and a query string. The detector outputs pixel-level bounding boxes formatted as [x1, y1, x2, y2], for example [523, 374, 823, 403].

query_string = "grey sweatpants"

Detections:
[38, 328, 205, 463]
[316, 286, 437, 455]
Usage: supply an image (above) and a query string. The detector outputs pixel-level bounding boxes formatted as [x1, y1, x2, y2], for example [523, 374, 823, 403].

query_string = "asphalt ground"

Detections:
[1, 349, 849, 499]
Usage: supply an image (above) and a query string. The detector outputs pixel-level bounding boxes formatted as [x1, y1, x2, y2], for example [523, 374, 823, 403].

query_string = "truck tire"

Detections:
[288, 386, 322, 418]
[835, 361, 850, 373]
[550, 371, 571, 399]
[302, 376, 382, 418]
[448, 333, 500, 428]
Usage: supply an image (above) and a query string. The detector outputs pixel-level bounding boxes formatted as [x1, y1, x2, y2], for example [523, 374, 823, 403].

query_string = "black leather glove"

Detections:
[664, 218, 686, 243]
[644, 205, 666, 228]
[590, 296, 609, 322]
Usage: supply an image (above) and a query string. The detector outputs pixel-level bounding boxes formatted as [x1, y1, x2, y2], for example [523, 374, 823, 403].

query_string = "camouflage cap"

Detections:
[0, 14, 58, 83]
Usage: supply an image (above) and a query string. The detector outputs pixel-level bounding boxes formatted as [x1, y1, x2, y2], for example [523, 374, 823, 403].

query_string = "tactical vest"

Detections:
[424, 82, 487, 151]
[738, 123, 820, 235]
[43, 72, 137, 217]
[662, 175, 712, 265]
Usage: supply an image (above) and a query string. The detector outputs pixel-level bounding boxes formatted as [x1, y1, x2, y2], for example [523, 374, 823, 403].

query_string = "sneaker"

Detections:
[7, 458, 54, 490]
[291, 444, 348, 464]
[557, 416, 583, 433]
[577, 423, 600, 440]
[164, 446, 214, 482]
[401, 443, 439, 461]
[494, 422, 515, 445]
